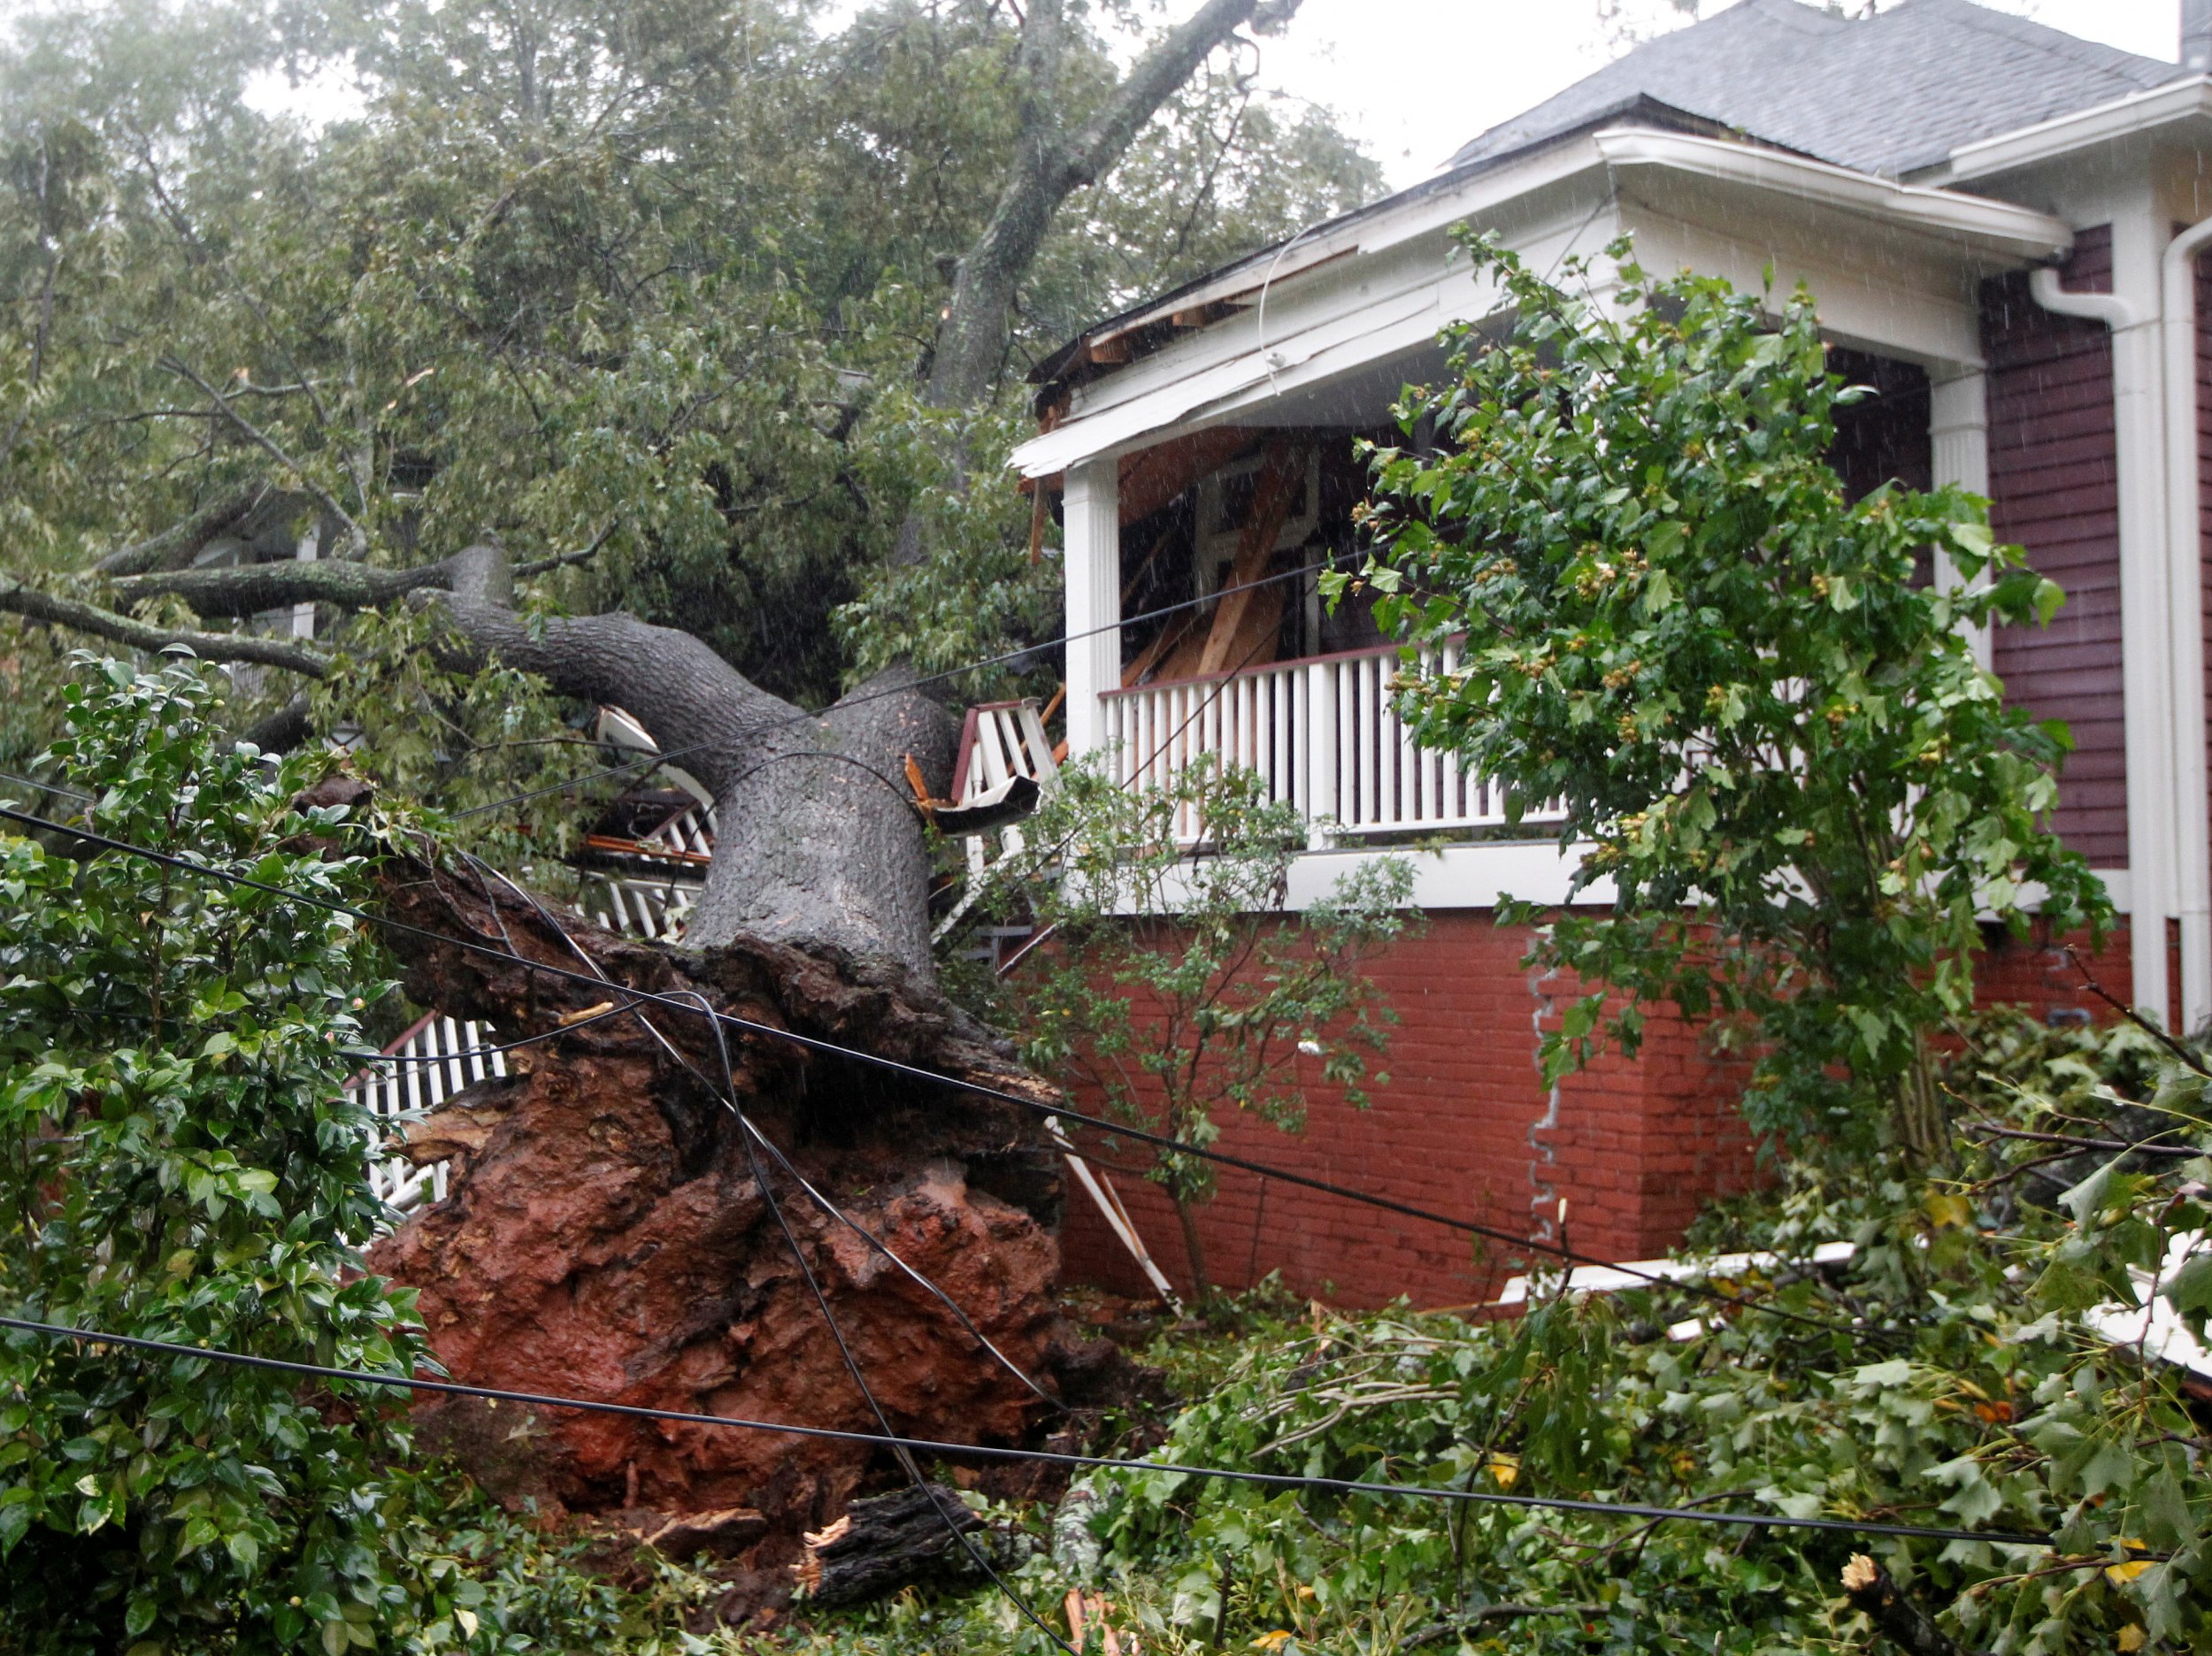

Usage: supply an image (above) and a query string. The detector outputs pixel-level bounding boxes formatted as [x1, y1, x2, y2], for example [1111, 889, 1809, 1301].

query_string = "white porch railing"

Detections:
[1100, 640, 1563, 840]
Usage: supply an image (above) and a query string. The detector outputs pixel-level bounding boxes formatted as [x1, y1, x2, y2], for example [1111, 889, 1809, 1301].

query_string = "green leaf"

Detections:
[2162, 1250, 2212, 1329]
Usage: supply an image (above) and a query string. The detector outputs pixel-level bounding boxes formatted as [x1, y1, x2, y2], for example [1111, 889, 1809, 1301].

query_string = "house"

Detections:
[1010, 0, 2212, 1306]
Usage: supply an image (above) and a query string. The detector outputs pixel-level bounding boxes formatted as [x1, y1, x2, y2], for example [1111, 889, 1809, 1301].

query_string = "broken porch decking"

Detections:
[1102, 637, 1566, 846]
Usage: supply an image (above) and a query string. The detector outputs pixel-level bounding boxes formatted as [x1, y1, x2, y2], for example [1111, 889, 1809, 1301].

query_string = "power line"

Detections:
[0, 768, 96, 803]
[670, 987, 1075, 1653]
[451, 556, 1340, 821]
[0, 1314, 2055, 1549]
[0, 801, 1854, 1338]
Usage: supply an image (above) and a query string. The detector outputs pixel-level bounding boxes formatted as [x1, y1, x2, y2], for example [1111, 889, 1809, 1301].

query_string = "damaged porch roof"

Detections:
[1012, 0, 2174, 483]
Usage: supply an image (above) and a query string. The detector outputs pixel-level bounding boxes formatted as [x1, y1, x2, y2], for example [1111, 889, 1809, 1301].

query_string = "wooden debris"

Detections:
[792, 1484, 984, 1607]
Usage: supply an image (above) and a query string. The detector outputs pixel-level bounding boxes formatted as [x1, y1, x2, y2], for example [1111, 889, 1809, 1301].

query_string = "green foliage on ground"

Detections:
[787, 1016, 2212, 1656]
[972, 758, 1411, 1298]
[1341, 234, 2109, 1154]
[0, 656, 728, 1654]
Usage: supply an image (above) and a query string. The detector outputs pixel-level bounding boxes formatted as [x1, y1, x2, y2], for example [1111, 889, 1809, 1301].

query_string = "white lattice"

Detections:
[349, 1014, 509, 1215]
[588, 873, 701, 940]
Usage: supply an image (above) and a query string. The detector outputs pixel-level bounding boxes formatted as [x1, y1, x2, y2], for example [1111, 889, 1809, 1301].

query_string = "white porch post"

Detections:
[1929, 370, 1993, 669]
[1063, 457, 1120, 766]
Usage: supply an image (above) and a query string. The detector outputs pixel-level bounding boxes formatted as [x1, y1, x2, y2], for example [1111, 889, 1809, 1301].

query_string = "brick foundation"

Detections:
[1056, 911, 2144, 1308]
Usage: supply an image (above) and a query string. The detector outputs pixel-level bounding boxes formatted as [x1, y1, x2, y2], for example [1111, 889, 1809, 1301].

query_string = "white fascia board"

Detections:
[1595, 128, 2072, 260]
[1942, 77, 2212, 187]
[1012, 129, 2070, 480]
[1010, 140, 1614, 479]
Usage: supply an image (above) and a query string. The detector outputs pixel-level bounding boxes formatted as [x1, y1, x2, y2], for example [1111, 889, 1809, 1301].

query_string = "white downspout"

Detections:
[2028, 266, 2173, 1029]
[2162, 213, 2212, 1035]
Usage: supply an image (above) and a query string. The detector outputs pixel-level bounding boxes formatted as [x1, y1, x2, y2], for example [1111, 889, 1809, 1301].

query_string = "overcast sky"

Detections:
[223, 0, 2181, 188]
[1258, 0, 2180, 188]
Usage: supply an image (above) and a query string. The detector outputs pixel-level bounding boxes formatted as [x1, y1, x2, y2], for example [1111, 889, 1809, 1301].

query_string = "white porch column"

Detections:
[1063, 457, 1120, 764]
[1929, 369, 1993, 668]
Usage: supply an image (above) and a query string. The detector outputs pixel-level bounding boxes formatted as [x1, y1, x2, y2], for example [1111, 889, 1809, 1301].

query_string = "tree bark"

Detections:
[419, 545, 957, 975]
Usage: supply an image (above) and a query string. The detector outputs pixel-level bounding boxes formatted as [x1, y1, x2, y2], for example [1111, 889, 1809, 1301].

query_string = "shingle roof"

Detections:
[1447, 0, 2179, 179]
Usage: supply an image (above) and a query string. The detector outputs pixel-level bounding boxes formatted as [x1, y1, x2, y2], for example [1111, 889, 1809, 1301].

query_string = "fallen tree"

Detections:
[359, 820, 1101, 1604]
[0, 0, 1362, 1613]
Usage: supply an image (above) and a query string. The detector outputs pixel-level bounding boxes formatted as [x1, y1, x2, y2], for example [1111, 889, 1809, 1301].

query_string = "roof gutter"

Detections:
[1593, 128, 2073, 260]
[1942, 75, 2212, 185]
[2026, 252, 2189, 1030]
[2162, 213, 2212, 1030]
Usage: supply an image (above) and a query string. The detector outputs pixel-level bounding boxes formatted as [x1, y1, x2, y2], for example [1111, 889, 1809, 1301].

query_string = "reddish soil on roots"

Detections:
[362, 859, 1110, 1606]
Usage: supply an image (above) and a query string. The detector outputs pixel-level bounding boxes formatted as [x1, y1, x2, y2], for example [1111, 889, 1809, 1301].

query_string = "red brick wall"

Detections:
[1056, 912, 1759, 1310]
[1058, 914, 2146, 1308]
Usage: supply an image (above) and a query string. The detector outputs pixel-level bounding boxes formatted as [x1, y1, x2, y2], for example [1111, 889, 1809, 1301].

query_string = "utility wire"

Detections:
[0, 768, 96, 803]
[670, 988, 1076, 1653]
[0, 1313, 2057, 1549]
[0, 802, 1855, 1338]
[451, 556, 1340, 821]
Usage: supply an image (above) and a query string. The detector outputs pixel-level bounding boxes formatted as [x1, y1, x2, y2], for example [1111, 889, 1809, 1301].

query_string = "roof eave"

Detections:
[1937, 74, 2212, 185]
[1025, 96, 1789, 400]
[1596, 127, 2075, 262]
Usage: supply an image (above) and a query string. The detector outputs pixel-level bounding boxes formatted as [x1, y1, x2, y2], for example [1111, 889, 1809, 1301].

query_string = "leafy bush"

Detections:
[1345, 234, 2108, 1154]
[1067, 1016, 2212, 1655]
[0, 656, 724, 1655]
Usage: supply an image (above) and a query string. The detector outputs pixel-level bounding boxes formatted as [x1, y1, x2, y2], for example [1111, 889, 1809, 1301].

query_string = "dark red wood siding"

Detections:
[1980, 226, 2127, 866]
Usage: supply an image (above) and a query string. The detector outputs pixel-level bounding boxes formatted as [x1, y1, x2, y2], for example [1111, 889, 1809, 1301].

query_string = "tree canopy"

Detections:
[0, 0, 1379, 802]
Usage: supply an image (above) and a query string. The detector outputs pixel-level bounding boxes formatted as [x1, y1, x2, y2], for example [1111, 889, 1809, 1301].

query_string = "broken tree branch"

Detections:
[94, 481, 295, 576]
[161, 356, 368, 557]
[0, 575, 330, 677]
[1840, 1555, 1971, 1656]
[111, 555, 460, 619]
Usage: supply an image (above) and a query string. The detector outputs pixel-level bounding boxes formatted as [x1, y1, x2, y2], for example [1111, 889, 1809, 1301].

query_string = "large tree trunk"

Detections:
[426, 545, 956, 973]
